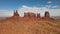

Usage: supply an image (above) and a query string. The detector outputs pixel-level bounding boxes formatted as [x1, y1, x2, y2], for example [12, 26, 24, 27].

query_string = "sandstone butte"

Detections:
[0, 10, 60, 34]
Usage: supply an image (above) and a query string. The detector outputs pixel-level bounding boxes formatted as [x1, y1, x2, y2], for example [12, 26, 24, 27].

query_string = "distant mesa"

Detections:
[12, 10, 53, 19]
[5, 10, 53, 19]
[24, 12, 36, 18]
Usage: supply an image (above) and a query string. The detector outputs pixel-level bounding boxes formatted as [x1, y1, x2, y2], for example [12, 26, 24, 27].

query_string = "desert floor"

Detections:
[0, 17, 60, 34]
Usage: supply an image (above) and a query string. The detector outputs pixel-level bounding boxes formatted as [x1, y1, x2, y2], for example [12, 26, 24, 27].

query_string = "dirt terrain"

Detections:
[0, 16, 60, 34]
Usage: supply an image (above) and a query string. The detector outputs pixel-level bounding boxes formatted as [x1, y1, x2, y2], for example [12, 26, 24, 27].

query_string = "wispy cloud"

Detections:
[0, 5, 60, 17]
[47, 1, 52, 4]
[52, 6, 59, 9]
[45, 5, 60, 9]
[18, 5, 60, 16]
[18, 5, 49, 16]
[0, 10, 13, 17]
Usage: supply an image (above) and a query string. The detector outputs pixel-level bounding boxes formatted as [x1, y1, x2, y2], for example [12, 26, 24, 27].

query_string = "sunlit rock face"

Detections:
[0, 10, 60, 34]
[24, 12, 36, 18]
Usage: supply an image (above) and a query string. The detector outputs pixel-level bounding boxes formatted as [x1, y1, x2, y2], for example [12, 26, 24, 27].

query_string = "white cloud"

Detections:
[49, 9, 60, 16]
[47, 1, 60, 9]
[18, 5, 49, 17]
[47, 1, 52, 4]
[0, 10, 13, 17]
[45, 5, 51, 9]
[18, 5, 60, 17]
[52, 6, 59, 8]
[0, 5, 60, 17]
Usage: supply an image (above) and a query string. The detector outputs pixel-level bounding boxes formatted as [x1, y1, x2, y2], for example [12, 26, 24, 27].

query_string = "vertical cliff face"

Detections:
[45, 11, 50, 17]
[37, 13, 40, 18]
[13, 10, 19, 17]
[24, 12, 36, 18]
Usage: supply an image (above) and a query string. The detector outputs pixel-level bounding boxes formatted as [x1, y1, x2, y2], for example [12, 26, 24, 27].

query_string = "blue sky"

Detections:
[0, 0, 60, 10]
[0, 0, 60, 17]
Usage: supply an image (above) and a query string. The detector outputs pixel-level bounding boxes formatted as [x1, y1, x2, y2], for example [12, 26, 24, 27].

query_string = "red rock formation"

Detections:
[24, 12, 36, 18]
[45, 11, 50, 17]
[37, 13, 40, 18]
[13, 10, 19, 17]
[42, 11, 54, 19]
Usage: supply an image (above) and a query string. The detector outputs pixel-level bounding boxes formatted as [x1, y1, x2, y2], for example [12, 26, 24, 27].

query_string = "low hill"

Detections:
[0, 16, 60, 34]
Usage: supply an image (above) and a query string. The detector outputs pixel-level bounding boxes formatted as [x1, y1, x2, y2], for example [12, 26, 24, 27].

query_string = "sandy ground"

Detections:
[0, 16, 60, 34]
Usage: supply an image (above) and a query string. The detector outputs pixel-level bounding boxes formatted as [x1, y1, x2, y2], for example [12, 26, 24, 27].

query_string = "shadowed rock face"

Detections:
[45, 11, 50, 17]
[13, 10, 19, 17]
[0, 11, 60, 34]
